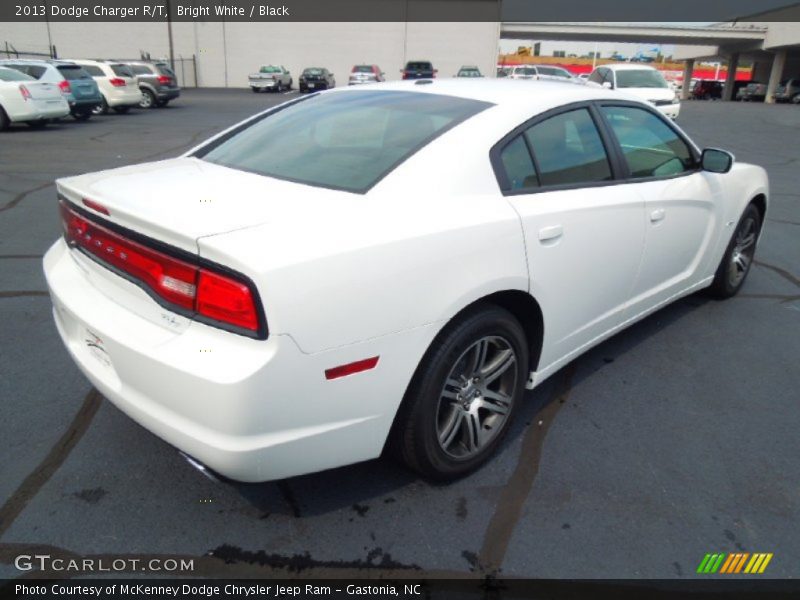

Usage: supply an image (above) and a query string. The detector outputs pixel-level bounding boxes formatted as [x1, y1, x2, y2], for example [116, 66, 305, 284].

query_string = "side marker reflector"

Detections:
[325, 356, 379, 380]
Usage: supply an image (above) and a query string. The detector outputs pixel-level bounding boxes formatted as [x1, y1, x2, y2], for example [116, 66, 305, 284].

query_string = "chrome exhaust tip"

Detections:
[178, 451, 222, 483]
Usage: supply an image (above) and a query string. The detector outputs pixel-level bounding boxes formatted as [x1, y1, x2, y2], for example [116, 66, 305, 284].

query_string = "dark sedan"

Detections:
[299, 67, 335, 93]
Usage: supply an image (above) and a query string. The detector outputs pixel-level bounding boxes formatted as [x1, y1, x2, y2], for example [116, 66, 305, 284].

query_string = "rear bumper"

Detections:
[10, 100, 69, 121]
[249, 80, 279, 89]
[43, 239, 432, 481]
[156, 88, 180, 101]
[69, 97, 102, 113]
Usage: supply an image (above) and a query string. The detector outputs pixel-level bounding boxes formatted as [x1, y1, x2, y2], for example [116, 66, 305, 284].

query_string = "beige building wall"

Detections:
[0, 21, 500, 87]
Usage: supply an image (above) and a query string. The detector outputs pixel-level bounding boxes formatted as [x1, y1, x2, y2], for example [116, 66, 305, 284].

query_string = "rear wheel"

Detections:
[391, 305, 528, 481]
[72, 110, 92, 121]
[251, 87, 259, 93]
[0, 107, 11, 130]
[92, 97, 109, 115]
[708, 204, 761, 299]
[139, 89, 156, 109]
[157, 99, 170, 107]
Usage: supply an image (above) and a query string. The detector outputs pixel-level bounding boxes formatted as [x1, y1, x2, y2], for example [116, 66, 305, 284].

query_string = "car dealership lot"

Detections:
[0, 90, 798, 579]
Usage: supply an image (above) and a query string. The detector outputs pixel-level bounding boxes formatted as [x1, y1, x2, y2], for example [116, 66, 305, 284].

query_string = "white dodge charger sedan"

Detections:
[44, 80, 768, 482]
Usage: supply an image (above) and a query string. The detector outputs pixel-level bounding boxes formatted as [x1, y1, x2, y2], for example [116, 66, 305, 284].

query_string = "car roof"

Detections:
[328, 78, 641, 115]
[602, 63, 658, 71]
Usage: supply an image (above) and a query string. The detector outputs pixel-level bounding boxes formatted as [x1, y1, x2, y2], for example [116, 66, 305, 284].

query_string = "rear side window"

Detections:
[200, 90, 491, 193]
[156, 64, 176, 77]
[601, 106, 694, 178]
[58, 66, 92, 80]
[525, 108, 612, 186]
[500, 136, 537, 190]
[0, 66, 34, 82]
[111, 64, 134, 78]
[81, 65, 105, 77]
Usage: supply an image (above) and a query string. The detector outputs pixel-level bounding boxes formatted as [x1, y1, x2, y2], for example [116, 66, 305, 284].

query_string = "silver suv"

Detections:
[127, 61, 180, 108]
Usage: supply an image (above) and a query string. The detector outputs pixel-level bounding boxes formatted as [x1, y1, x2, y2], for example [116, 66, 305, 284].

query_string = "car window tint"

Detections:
[524, 108, 612, 186]
[588, 69, 603, 84]
[200, 90, 491, 193]
[82, 65, 105, 77]
[58, 66, 92, 80]
[0, 66, 34, 81]
[130, 65, 152, 75]
[111, 64, 134, 78]
[157, 64, 176, 77]
[601, 106, 694, 178]
[500, 136, 538, 190]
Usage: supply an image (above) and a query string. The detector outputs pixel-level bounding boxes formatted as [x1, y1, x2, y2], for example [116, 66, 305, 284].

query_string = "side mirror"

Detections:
[601, 81, 613, 89]
[702, 148, 734, 173]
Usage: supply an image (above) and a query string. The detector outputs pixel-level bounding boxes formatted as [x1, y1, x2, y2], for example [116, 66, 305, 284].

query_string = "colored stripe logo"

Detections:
[696, 552, 773, 574]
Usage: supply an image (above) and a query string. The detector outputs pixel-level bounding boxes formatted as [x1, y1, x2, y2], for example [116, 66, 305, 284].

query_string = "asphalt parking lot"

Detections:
[1, 89, 799, 581]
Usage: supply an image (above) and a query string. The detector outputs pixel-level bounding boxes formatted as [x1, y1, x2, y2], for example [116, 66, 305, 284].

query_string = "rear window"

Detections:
[0, 66, 34, 82]
[111, 64, 134, 78]
[156, 64, 176, 77]
[57, 66, 92, 80]
[353, 65, 374, 73]
[260, 66, 281, 73]
[81, 65, 105, 77]
[199, 91, 491, 193]
[130, 64, 153, 75]
[615, 69, 668, 89]
[406, 62, 433, 71]
[303, 68, 323, 75]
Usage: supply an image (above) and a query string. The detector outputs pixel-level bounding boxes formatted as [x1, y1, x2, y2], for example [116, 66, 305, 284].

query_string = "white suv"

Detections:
[70, 59, 140, 114]
[588, 64, 680, 119]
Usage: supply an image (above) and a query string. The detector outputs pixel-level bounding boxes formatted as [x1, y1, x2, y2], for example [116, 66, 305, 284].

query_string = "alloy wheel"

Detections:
[435, 336, 517, 459]
[727, 215, 757, 288]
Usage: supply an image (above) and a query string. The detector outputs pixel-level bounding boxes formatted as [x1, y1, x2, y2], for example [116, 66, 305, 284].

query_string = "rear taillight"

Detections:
[157, 75, 172, 85]
[59, 199, 263, 337]
[109, 78, 126, 87]
[19, 85, 32, 101]
[58, 80, 71, 94]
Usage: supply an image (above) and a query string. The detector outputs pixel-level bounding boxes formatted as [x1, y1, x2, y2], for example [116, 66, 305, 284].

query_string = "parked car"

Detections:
[730, 80, 752, 101]
[508, 65, 577, 82]
[588, 64, 680, 119]
[0, 59, 102, 120]
[44, 80, 767, 482]
[775, 77, 800, 103]
[456, 66, 483, 78]
[0, 65, 69, 129]
[692, 79, 723, 100]
[348, 64, 384, 85]
[248, 65, 292, 93]
[401, 60, 436, 79]
[741, 81, 767, 102]
[70, 59, 140, 114]
[127, 61, 180, 108]
[496, 67, 510, 78]
[299, 67, 335, 92]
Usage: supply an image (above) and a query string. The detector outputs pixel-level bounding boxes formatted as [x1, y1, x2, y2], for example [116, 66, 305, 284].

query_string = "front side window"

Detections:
[601, 106, 695, 178]
[111, 64, 134, 78]
[524, 108, 612, 186]
[200, 91, 491, 193]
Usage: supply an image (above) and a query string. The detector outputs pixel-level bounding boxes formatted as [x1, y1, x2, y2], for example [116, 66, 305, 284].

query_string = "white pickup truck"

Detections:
[248, 65, 292, 93]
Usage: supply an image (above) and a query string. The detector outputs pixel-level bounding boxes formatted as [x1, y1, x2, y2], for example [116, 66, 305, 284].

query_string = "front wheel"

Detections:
[390, 305, 529, 481]
[708, 203, 762, 298]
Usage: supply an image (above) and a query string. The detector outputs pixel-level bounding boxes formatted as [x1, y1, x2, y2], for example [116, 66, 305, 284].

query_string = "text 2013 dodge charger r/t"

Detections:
[44, 80, 768, 482]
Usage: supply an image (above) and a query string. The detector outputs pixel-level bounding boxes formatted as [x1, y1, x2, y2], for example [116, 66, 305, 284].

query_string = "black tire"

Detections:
[26, 119, 48, 128]
[0, 106, 10, 130]
[707, 203, 762, 299]
[287, 79, 292, 90]
[390, 305, 529, 481]
[113, 106, 130, 114]
[139, 88, 156, 109]
[157, 99, 169, 107]
[72, 111, 92, 121]
[92, 97, 109, 115]
[251, 87, 259, 93]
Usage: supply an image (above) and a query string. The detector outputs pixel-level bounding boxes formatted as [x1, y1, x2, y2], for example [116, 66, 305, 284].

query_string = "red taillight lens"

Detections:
[157, 74, 171, 85]
[58, 80, 71, 93]
[109, 78, 126, 87]
[19, 85, 32, 101]
[196, 270, 259, 332]
[59, 199, 262, 336]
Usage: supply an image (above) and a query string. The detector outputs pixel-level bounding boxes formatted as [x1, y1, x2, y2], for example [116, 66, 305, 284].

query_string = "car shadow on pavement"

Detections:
[226, 293, 711, 519]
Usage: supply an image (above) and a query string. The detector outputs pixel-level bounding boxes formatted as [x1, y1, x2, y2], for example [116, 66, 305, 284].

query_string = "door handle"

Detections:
[650, 208, 666, 222]
[538, 225, 563, 242]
